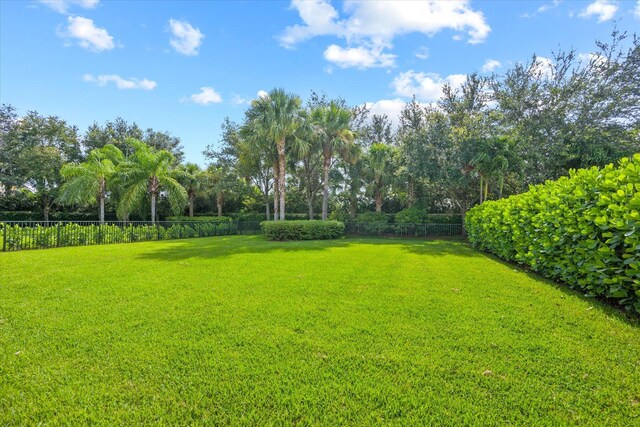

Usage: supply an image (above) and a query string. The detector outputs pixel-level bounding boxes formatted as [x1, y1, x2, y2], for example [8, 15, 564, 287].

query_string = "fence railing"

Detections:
[345, 222, 463, 238]
[0, 220, 263, 252]
[0, 220, 463, 252]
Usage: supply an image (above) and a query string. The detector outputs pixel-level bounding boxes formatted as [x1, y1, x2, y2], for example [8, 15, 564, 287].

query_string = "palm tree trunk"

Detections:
[99, 195, 105, 225]
[322, 149, 331, 220]
[375, 186, 382, 212]
[277, 138, 286, 221]
[484, 180, 489, 202]
[151, 192, 156, 225]
[479, 175, 484, 204]
[189, 193, 194, 217]
[273, 164, 279, 221]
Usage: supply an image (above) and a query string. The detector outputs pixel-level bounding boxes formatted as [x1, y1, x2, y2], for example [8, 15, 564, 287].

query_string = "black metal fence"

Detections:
[345, 222, 463, 238]
[0, 221, 263, 252]
[0, 220, 463, 252]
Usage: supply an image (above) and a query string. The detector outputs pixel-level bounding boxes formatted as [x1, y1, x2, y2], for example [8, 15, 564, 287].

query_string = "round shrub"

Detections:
[261, 220, 345, 241]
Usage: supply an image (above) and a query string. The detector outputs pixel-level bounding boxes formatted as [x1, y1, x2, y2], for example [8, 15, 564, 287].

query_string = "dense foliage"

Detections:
[466, 155, 640, 314]
[1, 32, 638, 222]
[0, 221, 244, 251]
[261, 220, 345, 240]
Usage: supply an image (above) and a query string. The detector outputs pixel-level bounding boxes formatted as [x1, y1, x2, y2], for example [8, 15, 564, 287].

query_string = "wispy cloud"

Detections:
[38, 0, 99, 14]
[481, 59, 501, 73]
[83, 74, 156, 90]
[392, 71, 466, 101]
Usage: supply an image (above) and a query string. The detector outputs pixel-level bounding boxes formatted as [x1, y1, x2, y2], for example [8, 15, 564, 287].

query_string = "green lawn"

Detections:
[1, 236, 639, 425]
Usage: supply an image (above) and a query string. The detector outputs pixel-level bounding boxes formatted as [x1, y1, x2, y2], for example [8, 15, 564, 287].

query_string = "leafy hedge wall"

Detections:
[261, 220, 345, 240]
[465, 155, 640, 314]
[166, 216, 232, 222]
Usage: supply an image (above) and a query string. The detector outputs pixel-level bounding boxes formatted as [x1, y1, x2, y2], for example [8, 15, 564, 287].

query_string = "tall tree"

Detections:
[179, 163, 206, 217]
[365, 143, 396, 212]
[310, 101, 355, 220]
[117, 139, 188, 224]
[58, 144, 123, 223]
[241, 89, 304, 220]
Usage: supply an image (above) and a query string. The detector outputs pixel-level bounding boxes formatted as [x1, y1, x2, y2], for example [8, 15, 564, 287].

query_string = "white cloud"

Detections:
[60, 16, 114, 52]
[168, 19, 204, 56]
[231, 94, 249, 105]
[323, 44, 395, 69]
[579, 0, 618, 22]
[279, 0, 490, 69]
[529, 56, 554, 78]
[415, 46, 429, 60]
[363, 98, 435, 129]
[634, 1, 640, 19]
[83, 74, 157, 90]
[38, 0, 99, 14]
[257, 90, 269, 99]
[392, 71, 466, 101]
[188, 87, 222, 105]
[481, 59, 501, 73]
[538, 0, 562, 13]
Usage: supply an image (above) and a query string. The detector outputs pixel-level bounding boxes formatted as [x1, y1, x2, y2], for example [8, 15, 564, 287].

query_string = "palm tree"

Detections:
[58, 144, 123, 224]
[241, 88, 304, 220]
[117, 139, 188, 224]
[180, 163, 205, 217]
[205, 164, 237, 217]
[310, 101, 355, 220]
[366, 143, 396, 212]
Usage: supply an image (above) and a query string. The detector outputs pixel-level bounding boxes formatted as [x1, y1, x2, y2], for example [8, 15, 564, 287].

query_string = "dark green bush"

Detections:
[355, 212, 390, 224]
[394, 207, 425, 223]
[261, 220, 345, 240]
[465, 155, 640, 314]
[166, 215, 232, 222]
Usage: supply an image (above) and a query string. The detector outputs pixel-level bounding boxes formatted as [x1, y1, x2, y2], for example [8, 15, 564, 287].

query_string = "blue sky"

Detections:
[1, 0, 639, 165]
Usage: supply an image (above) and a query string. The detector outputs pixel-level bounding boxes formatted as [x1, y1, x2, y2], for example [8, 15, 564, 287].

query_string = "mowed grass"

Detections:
[1, 236, 639, 425]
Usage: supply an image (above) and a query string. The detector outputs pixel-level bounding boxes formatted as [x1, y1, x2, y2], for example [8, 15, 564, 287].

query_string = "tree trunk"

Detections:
[277, 138, 286, 221]
[349, 192, 357, 220]
[273, 164, 279, 221]
[189, 193, 195, 217]
[151, 192, 156, 225]
[43, 195, 49, 225]
[321, 149, 331, 220]
[484, 180, 489, 202]
[460, 201, 469, 238]
[375, 187, 382, 212]
[407, 176, 415, 208]
[308, 195, 314, 220]
[99, 195, 105, 225]
[264, 185, 270, 221]
[479, 175, 484, 204]
[216, 193, 223, 217]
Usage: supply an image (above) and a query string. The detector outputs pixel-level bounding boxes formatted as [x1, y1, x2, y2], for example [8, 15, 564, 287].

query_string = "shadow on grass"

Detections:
[476, 249, 640, 328]
[134, 235, 481, 262]
[135, 235, 638, 326]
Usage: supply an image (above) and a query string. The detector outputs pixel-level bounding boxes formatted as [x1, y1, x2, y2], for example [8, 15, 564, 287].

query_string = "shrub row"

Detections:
[165, 215, 232, 222]
[0, 221, 238, 251]
[465, 155, 640, 314]
[261, 220, 345, 240]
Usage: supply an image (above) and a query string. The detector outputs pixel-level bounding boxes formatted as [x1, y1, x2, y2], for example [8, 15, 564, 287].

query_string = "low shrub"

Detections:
[261, 220, 345, 240]
[166, 216, 232, 222]
[355, 212, 389, 224]
[394, 207, 424, 224]
[465, 155, 640, 314]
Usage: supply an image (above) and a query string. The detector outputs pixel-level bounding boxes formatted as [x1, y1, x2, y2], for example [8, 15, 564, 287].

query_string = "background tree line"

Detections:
[1, 31, 638, 223]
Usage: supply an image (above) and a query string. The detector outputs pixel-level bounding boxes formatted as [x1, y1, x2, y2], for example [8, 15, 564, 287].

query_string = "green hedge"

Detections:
[261, 220, 345, 241]
[465, 155, 640, 314]
[0, 221, 237, 251]
[165, 216, 232, 222]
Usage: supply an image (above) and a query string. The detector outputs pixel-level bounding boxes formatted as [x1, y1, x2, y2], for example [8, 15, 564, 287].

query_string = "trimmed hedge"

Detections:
[465, 155, 640, 314]
[166, 216, 232, 222]
[261, 220, 345, 240]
